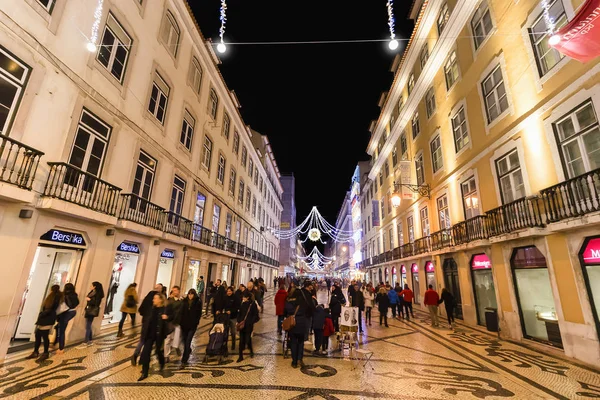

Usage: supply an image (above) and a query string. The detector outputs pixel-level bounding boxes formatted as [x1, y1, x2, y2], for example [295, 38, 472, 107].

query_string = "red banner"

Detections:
[550, 0, 600, 62]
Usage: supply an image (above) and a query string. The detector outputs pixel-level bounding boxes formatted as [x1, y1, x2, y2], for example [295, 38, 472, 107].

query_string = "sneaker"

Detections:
[320, 350, 328, 355]
[291, 361, 298, 368]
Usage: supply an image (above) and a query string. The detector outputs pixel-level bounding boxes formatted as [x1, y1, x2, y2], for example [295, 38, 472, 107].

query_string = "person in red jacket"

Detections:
[399, 284, 415, 320]
[423, 284, 440, 327]
[321, 309, 335, 355]
[274, 285, 288, 334]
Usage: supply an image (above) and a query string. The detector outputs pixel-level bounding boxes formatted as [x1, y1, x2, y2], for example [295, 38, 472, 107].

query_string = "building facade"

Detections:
[361, 0, 600, 367]
[278, 174, 298, 275]
[332, 192, 352, 277]
[0, 0, 282, 361]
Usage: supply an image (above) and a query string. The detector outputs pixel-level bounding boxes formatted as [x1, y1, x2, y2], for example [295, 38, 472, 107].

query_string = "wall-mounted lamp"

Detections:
[391, 181, 431, 208]
[153, 239, 160, 246]
[19, 209, 33, 219]
[105, 228, 115, 236]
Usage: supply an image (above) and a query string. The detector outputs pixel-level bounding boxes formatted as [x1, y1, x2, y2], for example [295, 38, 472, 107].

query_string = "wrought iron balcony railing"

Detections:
[541, 168, 600, 223]
[0, 133, 44, 190]
[487, 196, 544, 237]
[119, 193, 166, 230]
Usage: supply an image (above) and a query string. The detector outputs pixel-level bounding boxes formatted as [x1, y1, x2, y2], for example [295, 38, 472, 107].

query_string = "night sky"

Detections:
[190, 0, 414, 226]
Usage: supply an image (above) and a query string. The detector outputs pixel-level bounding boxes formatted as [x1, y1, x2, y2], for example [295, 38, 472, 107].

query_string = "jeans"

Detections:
[181, 328, 196, 363]
[404, 302, 414, 320]
[228, 318, 237, 348]
[365, 307, 372, 324]
[239, 328, 254, 358]
[56, 310, 76, 350]
[118, 312, 135, 332]
[445, 305, 455, 325]
[277, 315, 284, 333]
[313, 329, 324, 351]
[290, 332, 305, 363]
[332, 314, 340, 332]
[428, 305, 440, 326]
[390, 303, 397, 318]
[397, 300, 405, 318]
[164, 325, 181, 356]
[34, 328, 50, 354]
[85, 316, 94, 342]
[140, 337, 164, 375]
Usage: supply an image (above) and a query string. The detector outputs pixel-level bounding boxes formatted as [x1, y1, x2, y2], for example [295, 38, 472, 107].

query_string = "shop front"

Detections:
[156, 249, 175, 288]
[378, 268, 383, 284]
[425, 261, 435, 289]
[411, 263, 420, 304]
[104, 241, 141, 326]
[471, 253, 497, 326]
[391, 266, 397, 286]
[185, 259, 201, 293]
[13, 228, 86, 340]
[400, 265, 407, 287]
[443, 258, 463, 319]
[579, 236, 600, 339]
[511, 246, 562, 348]
[384, 267, 389, 283]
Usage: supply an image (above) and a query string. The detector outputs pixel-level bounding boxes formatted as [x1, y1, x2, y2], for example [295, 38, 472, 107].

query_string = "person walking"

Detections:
[138, 293, 170, 381]
[205, 281, 216, 316]
[388, 286, 399, 319]
[438, 288, 456, 329]
[399, 284, 415, 321]
[224, 286, 240, 350]
[289, 281, 316, 368]
[395, 283, 404, 319]
[376, 287, 390, 327]
[54, 283, 79, 354]
[196, 276, 205, 303]
[274, 284, 287, 335]
[117, 283, 138, 338]
[212, 280, 226, 321]
[131, 283, 163, 365]
[81, 282, 104, 347]
[26, 285, 61, 362]
[164, 286, 183, 361]
[362, 284, 374, 326]
[424, 284, 440, 327]
[311, 304, 326, 356]
[236, 291, 259, 362]
[350, 283, 365, 334]
[329, 284, 346, 333]
[179, 289, 202, 368]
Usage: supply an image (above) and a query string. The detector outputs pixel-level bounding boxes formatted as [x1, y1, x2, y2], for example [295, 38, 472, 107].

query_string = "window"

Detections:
[131, 150, 156, 203]
[462, 177, 480, 219]
[212, 203, 220, 233]
[387, 190, 392, 214]
[392, 147, 398, 166]
[148, 72, 169, 124]
[252, 196, 257, 217]
[179, 110, 195, 150]
[36, 0, 54, 12]
[380, 199, 385, 221]
[426, 87, 436, 118]
[415, 153, 425, 186]
[430, 134, 443, 173]
[254, 167, 259, 185]
[169, 175, 186, 217]
[444, 50, 460, 89]
[160, 11, 180, 57]
[412, 113, 420, 139]
[379, 172, 383, 187]
[397, 221, 404, 246]
[208, 89, 219, 119]
[201, 136, 212, 169]
[246, 189, 251, 212]
[530, 0, 567, 76]
[398, 95, 405, 112]
[222, 112, 231, 140]
[407, 74, 415, 95]
[420, 207, 430, 237]
[225, 212, 232, 239]
[97, 13, 132, 83]
[554, 101, 600, 178]
[188, 57, 202, 94]
[482, 65, 508, 123]
[471, 1, 493, 49]
[400, 132, 408, 157]
[0, 46, 30, 135]
[496, 149, 525, 203]
[437, 195, 450, 229]
[259, 177, 263, 193]
[241, 146, 248, 168]
[384, 161, 390, 177]
[233, 131, 240, 155]
[217, 154, 226, 184]
[420, 45, 429, 70]
[194, 192, 206, 226]
[407, 215, 415, 243]
[229, 167, 236, 196]
[258, 205, 262, 223]
[249, 159, 254, 180]
[452, 106, 470, 153]
[437, 3, 450, 34]
[238, 180, 245, 205]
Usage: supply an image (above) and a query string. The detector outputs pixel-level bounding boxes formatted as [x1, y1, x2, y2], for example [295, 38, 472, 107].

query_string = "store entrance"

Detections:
[443, 258, 463, 319]
[103, 242, 140, 326]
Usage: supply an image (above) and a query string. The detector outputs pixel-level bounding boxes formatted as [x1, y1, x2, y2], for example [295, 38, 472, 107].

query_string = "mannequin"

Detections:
[104, 262, 122, 316]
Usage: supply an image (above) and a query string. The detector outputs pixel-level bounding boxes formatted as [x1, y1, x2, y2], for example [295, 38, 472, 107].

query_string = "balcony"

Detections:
[192, 224, 212, 245]
[431, 228, 452, 250]
[541, 168, 600, 223]
[415, 236, 431, 255]
[43, 162, 121, 216]
[401, 242, 415, 258]
[165, 212, 193, 239]
[237, 243, 246, 257]
[118, 194, 166, 230]
[452, 215, 489, 246]
[392, 247, 401, 259]
[0, 134, 44, 190]
[487, 196, 544, 237]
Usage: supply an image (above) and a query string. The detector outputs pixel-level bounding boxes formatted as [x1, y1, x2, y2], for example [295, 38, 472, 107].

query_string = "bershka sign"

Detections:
[40, 229, 86, 247]
[161, 249, 175, 259]
[550, 0, 600, 62]
[582, 237, 600, 264]
[117, 241, 140, 254]
[471, 254, 492, 270]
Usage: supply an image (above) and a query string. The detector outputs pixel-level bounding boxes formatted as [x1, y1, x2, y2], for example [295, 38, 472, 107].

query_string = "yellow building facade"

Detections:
[361, 0, 600, 367]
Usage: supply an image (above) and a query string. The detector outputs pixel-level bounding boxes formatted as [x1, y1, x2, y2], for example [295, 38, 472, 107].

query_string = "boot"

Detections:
[37, 352, 49, 362]
[26, 351, 39, 360]
[116, 329, 124, 338]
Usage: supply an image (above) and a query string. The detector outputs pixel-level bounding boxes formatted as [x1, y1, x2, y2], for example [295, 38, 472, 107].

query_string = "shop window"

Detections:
[157, 249, 175, 287]
[471, 1, 493, 50]
[201, 135, 212, 170]
[471, 253, 497, 325]
[160, 11, 180, 57]
[180, 110, 195, 150]
[0, 46, 30, 135]
[511, 246, 562, 347]
[579, 236, 600, 339]
[482, 65, 508, 124]
[425, 261, 435, 289]
[130, 150, 156, 211]
[97, 13, 132, 83]
[554, 100, 600, 178]
[105, 242, 140, 325]
[461, 176, 480, 219]
[188, 56, 202, 94]
[437, 195, 450, 229]
[412, 264, 421, 304]
[529, 0, 567, 77]
[148, 71, 169, 124]
[495, 148, 525, 203]
[451, 106, 470, 153]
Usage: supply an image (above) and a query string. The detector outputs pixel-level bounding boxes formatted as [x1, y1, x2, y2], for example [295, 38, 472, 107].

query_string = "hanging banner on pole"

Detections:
[550, 0, 600, 62]
[399, 161, 414, 200]
[372, 200, 380, 226]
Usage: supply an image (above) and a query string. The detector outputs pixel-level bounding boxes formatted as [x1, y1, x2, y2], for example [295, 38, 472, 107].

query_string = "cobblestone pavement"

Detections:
[2, 289, 600, 399]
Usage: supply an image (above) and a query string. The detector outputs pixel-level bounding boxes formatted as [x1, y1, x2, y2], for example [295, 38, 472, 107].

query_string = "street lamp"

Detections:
[390, 181, 432, 208]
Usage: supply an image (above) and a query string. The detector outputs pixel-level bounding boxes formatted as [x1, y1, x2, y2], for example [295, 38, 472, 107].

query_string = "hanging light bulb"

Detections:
[548, 34, 561, 46]
[388, 39, 399, 50]
[217, 43, 227, 53]
[86, 42, 97, 53]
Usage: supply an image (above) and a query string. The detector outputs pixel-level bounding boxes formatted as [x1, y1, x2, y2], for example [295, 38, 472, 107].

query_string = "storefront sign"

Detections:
[411, 263, 418, 273]
[117, 241, 140, 254]
[161, 249, 175, 259]
[582, 238, 600, 264]
[392, 266, 396, 274]
[385, 268, 389, 274]
[40, 229, 86, 247]
[425, 261, 434, 273]
[401, 265, 406, 274]
[471, 254, 492, 270]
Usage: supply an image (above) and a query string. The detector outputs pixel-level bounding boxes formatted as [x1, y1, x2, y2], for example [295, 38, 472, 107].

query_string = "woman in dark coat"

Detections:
[439, 288, 456, 329]
[138, 293, 170, 381]
[55, 283, 79, 353]
[179, 289, 202, 367]
[328, 284, 346, 332]
[26, 285, 61, 362]
[236, 291, 258, 362]
[83, 282, 104, 345]
[376, 287, 390, 327]
[289, 282, 317, 368]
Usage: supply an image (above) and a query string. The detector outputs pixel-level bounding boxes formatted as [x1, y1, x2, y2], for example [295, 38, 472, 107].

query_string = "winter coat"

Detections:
[388, 289, 399, 305]
[292, 288, 316, 335]
[351, 290, 365, 311]
[274, 288, 287, 316]
[84, 289, 103, 319]
[179, 297, 202, 331]
[167, 297, 183, 325]
[141, 305, 170, 342]
[138, 290, 158, 317]
[424, 289, 440, 306]
[237, 300, 259, 332]
[224, 294, 241, 319]
[35, 295, 60, 327]
[323, 315, 335, 337]
[64, 291, 80, 310]
[329, 289, 346, 317]
[439, 290, 455, 309]
[312, 305, 326, 330]
[400, 289, 414, 303]
[376, 292, 390, 313]
[120, 287, 138, 314]
[212, 286, 227, 314]
[363, 290, 375, 308]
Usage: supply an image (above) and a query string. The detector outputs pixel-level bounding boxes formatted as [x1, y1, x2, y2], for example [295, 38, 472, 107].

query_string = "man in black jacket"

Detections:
[132, 283, 163, 366]
[212, 280, 226, 323]
[350, 283, 365, 334]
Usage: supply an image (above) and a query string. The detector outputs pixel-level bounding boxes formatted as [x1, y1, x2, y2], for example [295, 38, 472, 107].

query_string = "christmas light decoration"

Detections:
[270, 207, 358, 243]
[298, 247, 334, 270]
[87, 0, 104, 52]
[308, 228, 321, 242]
[386, 0, 399, 50]
[218, 0, 228, 53]
[542, 0, 562, 45]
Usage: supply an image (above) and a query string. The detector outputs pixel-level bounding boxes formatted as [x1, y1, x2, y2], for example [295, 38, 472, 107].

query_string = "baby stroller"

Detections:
[203, 313, 230, 364]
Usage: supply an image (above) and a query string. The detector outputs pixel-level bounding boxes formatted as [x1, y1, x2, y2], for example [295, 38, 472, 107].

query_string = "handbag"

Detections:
[282, 306, 299, 331]
[85, 305, 100, 317]
[126, 295, 136, 308]
[236, 303, 253, 331]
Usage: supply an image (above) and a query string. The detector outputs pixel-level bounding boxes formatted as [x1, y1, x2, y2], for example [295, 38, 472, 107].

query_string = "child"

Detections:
[312, 304, 326, 356]
[322, 308, 335, 355]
